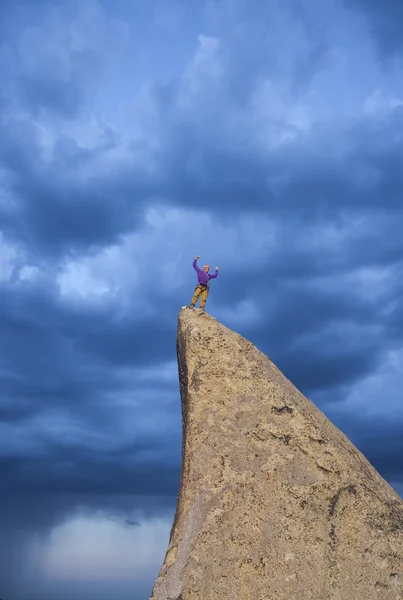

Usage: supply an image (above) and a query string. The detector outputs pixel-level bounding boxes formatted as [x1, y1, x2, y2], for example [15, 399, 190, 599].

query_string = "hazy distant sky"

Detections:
[0, 0, 402, 598]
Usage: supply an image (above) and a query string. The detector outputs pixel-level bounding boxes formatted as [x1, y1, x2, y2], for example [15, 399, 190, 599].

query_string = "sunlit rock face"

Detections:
[150, 307, 403, 600]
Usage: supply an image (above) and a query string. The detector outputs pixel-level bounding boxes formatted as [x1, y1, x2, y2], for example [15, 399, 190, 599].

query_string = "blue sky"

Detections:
[0, 0, 402, 598]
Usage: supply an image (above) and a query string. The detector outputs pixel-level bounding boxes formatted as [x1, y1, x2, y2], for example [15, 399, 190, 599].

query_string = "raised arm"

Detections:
[209, 267, 219, 279]
[193, 255, 202, 273]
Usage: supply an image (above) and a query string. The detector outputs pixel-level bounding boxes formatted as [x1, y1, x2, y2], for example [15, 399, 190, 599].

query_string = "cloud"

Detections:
[347, 0, 403, 57]
[1, 0, 402, 259]
[0, 0, 128, 118]
[0, 113, 151, 257]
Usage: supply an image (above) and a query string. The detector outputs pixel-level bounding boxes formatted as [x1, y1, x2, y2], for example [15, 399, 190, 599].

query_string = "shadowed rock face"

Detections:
[150, 307, 403, 600]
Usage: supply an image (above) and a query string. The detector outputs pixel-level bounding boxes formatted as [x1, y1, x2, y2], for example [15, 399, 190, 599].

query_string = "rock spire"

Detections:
[150, 307, 403, 600]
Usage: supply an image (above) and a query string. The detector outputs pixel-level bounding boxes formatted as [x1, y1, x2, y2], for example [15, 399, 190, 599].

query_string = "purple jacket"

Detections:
[193, 259, 218, 286]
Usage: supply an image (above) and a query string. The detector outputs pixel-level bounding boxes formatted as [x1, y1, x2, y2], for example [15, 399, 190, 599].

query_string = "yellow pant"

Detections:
[190, 284, 209, 309]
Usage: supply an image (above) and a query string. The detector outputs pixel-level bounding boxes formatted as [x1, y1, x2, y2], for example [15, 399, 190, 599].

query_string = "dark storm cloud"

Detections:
[1, 0, 401, 261]
[0, 277, 179, 412]
[0, 447, 179, 496]
[347, 0, 403, 56]
[160, 105, 403, 215]
[2, 104, 402, 263]
[0, 115, 151, 256]
[0, 275, 181, 498]
[0, 0, 121, 118]
[204, 0, 333, 95]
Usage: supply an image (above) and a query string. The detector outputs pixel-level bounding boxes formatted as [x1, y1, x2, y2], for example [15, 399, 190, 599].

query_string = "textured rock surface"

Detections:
[150, 307, 403, 600]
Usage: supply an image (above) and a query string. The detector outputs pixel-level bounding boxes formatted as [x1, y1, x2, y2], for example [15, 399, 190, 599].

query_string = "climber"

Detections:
[189, 255, 219, 311]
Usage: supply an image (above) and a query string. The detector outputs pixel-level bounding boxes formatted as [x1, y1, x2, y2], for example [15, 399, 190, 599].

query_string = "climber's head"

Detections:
[203, 265, 210, 272]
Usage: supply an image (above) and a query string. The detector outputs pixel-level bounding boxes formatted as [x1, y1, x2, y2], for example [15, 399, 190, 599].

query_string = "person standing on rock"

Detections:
[189, 255, 219, 311]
